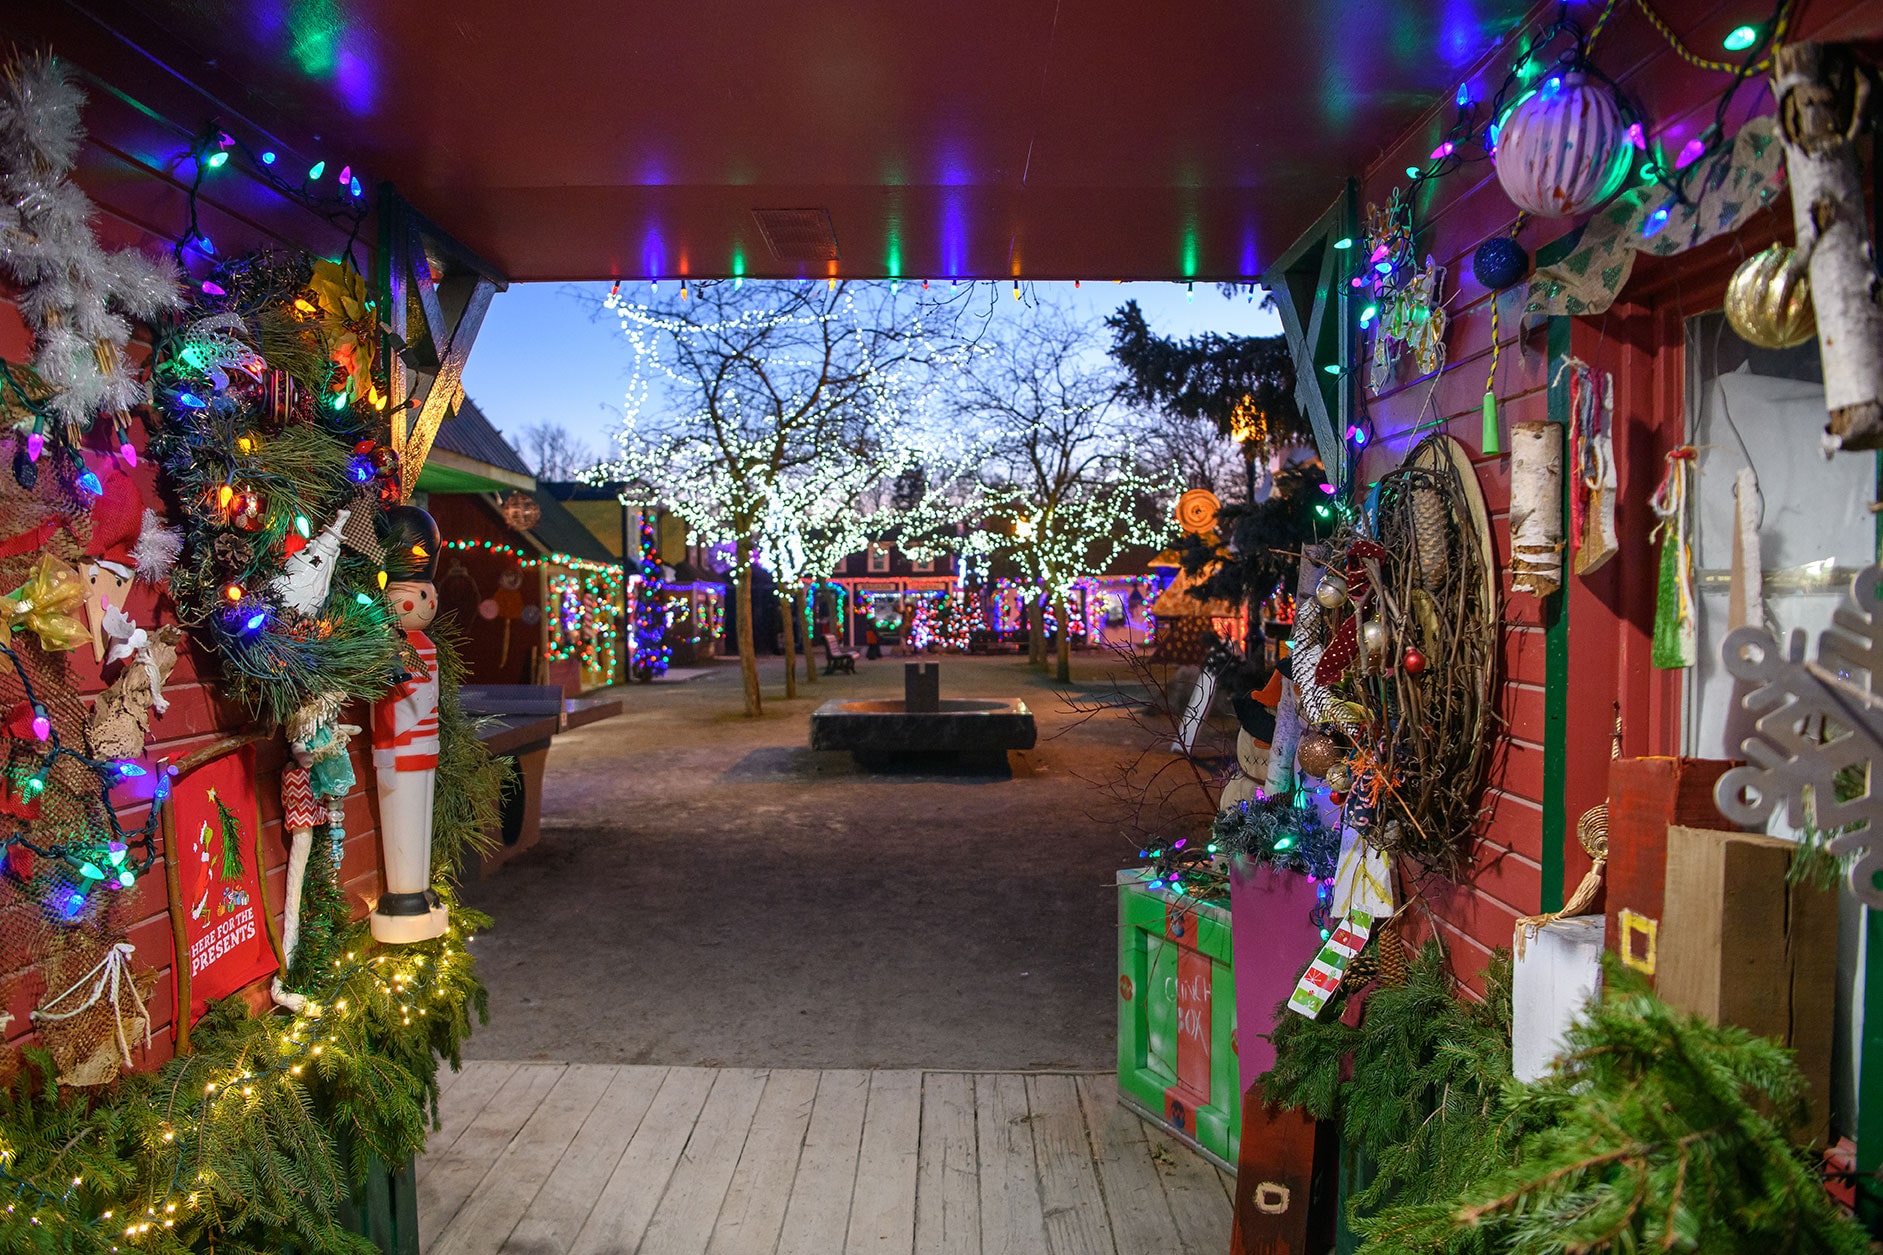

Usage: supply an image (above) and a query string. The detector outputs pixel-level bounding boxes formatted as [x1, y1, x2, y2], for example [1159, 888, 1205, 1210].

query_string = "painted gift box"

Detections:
[1117, 869, 1239, 1168]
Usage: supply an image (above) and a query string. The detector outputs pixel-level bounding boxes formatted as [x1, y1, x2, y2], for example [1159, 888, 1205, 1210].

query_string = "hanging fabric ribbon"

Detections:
[101, 602, 170, 714]
[1649, 447, 1699, 669]
[1561, 356, 1619, 576]
[0, 553, 88, 651]
[30, 941, 150, 1069]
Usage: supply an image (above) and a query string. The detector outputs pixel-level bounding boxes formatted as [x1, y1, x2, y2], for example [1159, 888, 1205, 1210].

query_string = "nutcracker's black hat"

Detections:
[380, 505, 440, 584]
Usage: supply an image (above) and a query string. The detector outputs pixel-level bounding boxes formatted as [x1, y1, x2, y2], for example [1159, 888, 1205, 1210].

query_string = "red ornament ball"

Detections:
[1402, 647, 1427, 675]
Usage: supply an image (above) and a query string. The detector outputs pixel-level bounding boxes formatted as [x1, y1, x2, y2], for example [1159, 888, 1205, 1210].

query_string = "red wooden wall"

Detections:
[0, 29, 387, 1069]
[426, 492, 547, 687]
[1352, 0, 1881, 991]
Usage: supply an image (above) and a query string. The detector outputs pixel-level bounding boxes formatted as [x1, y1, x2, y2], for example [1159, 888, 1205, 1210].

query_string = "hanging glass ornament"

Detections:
[1494, 73, 1634, 217]
[1315, 572, 1350, 610]
[501, 492, 543, 530]
[1724, 244, 1816, 350]
[1324, 762, 1354, 792]
[1361, 619, 1390, 661]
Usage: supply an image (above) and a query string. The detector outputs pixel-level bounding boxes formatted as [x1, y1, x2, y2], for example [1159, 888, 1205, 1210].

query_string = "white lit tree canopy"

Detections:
[595, 279, 960, 714]
[927, 305, 1177, 680]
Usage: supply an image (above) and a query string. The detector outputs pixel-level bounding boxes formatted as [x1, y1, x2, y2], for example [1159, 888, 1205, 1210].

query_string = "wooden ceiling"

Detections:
[47, 0, 1540, 282]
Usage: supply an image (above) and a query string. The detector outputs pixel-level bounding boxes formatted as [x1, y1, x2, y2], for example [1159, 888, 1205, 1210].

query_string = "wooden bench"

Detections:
[821, 634, 859, 674]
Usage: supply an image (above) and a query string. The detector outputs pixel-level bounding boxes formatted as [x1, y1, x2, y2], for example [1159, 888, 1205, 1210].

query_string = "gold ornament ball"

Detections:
[1315, 573, 1349, 610]
[1324, 763, 1353, 792]
[1361, 620, 1390, 658]
[1725, 244, 1816, 350]
[1296, 731, 1342, 778]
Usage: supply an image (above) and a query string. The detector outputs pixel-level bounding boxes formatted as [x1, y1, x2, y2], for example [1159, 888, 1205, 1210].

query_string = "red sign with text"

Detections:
[174, 747, 275, 1021]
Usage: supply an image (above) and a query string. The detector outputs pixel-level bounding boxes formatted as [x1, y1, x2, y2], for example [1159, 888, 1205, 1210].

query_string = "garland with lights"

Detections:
[0, 625, 499, 1253]
[439, 537, 619, 575]
[1137, 792, 1342, 911]
[0, 633, 168, 892]
[547, 566, 625, 682]
[146, 252, 403, 727]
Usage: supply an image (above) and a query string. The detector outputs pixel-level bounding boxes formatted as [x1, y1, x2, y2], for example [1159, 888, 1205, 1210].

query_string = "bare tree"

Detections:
[1130, 407, 1249, 502]
[598, 280, 950, 716]
[520, 421, 598, 481]
[950, 304, 1175, 683]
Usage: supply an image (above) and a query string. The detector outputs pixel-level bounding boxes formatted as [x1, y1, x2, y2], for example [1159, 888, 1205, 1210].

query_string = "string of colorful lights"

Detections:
[438, 537, 621, 576]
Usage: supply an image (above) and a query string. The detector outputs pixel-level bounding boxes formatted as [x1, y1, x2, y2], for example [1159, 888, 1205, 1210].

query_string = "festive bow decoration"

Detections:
[0, 554, 89, 651]
[1315, 539, 1391, 688]
[31, 941, 151, 1069]
[101, 602, 169, 715]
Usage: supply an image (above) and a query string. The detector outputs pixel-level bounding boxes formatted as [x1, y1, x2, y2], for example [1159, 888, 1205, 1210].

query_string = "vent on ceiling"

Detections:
[752, 208, 840, 263]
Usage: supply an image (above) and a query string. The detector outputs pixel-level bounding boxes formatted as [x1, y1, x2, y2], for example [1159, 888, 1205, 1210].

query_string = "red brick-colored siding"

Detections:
[1352, 0, 1881, 990]
[0, 35, 384, 1069]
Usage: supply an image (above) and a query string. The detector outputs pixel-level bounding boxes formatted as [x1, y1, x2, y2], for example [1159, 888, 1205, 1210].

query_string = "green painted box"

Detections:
[1117, 869, 1239, 1170]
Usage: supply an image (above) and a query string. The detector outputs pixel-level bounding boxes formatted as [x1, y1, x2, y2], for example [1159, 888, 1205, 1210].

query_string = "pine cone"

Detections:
[1378, 924, 1408, 987]
[212, 532, 254, 570]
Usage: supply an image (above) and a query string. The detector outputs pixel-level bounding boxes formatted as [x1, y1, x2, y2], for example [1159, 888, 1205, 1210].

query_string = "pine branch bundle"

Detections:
[428, 620, 508, 883]
[282, 822, 348, 992]
[0, 903, 490, 1253]
[1364, 958, 1868, 1255]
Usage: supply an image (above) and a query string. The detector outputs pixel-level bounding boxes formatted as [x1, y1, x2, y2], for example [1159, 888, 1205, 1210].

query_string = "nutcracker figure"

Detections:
[370, 506, 448, 943]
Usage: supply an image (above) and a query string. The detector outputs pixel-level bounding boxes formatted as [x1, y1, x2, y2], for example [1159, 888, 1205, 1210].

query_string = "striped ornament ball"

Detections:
[1493, 72, 1634, 218]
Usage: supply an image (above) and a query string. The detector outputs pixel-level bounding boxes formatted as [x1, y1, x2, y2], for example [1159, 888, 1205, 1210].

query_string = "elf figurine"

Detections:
[370, 506, 448, 943]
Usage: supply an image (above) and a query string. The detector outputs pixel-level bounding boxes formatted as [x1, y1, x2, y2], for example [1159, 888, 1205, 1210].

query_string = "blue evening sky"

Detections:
[461, 281, 1283, 462]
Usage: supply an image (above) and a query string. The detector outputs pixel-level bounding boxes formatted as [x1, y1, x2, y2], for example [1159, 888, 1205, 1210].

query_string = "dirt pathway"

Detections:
[457, 653, 1153, 1070]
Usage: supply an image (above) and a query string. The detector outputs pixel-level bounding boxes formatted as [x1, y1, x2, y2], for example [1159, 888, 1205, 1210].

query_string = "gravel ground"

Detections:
[457, 652, 1158, 1070]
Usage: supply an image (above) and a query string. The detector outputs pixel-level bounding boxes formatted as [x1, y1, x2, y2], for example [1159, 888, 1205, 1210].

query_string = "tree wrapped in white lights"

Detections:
[597, 280, 958, 715]
[944, 306, 1177, 682]
[759, 453, 889, 695]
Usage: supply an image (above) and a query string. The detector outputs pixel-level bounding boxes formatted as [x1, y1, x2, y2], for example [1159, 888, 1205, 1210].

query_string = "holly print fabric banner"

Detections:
[173, 746, 275, 1020]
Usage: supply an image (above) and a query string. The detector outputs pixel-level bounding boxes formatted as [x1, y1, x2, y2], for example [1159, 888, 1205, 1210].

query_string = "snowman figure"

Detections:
[369, 506, 448, 943]
[273, 509, 350, 616]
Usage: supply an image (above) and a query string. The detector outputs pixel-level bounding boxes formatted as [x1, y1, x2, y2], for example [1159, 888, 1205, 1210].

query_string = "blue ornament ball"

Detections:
[1473, 236, 1530, 291]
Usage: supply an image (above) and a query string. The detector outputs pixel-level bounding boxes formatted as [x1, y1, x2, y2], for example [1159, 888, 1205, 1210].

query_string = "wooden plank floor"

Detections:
[420, 1064, 1234, 1255]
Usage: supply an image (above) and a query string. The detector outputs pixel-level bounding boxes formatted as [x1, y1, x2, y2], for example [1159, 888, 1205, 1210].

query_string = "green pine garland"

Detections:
[1261, 945, 1867, 1254]
[0, 900, 489, 1253]
[148, 253, 400, 726]
[0, 630, 504, 1252]
[428, 617, 506, 885]
[1364, 958, 1867, 1255]
[0, 249, 511, 1250]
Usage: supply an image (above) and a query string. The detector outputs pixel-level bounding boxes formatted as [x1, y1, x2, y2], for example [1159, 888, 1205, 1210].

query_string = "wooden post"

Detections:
[160, 797, 191, 1055]
[1772, 43, 1883, 451]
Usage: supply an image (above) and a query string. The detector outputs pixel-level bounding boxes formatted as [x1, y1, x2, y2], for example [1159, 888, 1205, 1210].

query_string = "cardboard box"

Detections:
[1657, 825, 1837, 1144]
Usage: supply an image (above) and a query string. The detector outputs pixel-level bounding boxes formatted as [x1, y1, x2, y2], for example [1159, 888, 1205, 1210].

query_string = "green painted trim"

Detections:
[1859, 909, 1883, 1229]
[1538, 313, 1572, 914]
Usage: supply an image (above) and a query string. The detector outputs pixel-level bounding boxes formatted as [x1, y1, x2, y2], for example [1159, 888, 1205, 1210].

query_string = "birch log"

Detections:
[1510, 420, 1565, 597]
[1772, 43, 1882, 452]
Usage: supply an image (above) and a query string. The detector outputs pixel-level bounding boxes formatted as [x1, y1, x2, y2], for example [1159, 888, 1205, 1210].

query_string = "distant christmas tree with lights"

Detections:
[632, 510, 671, 680]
